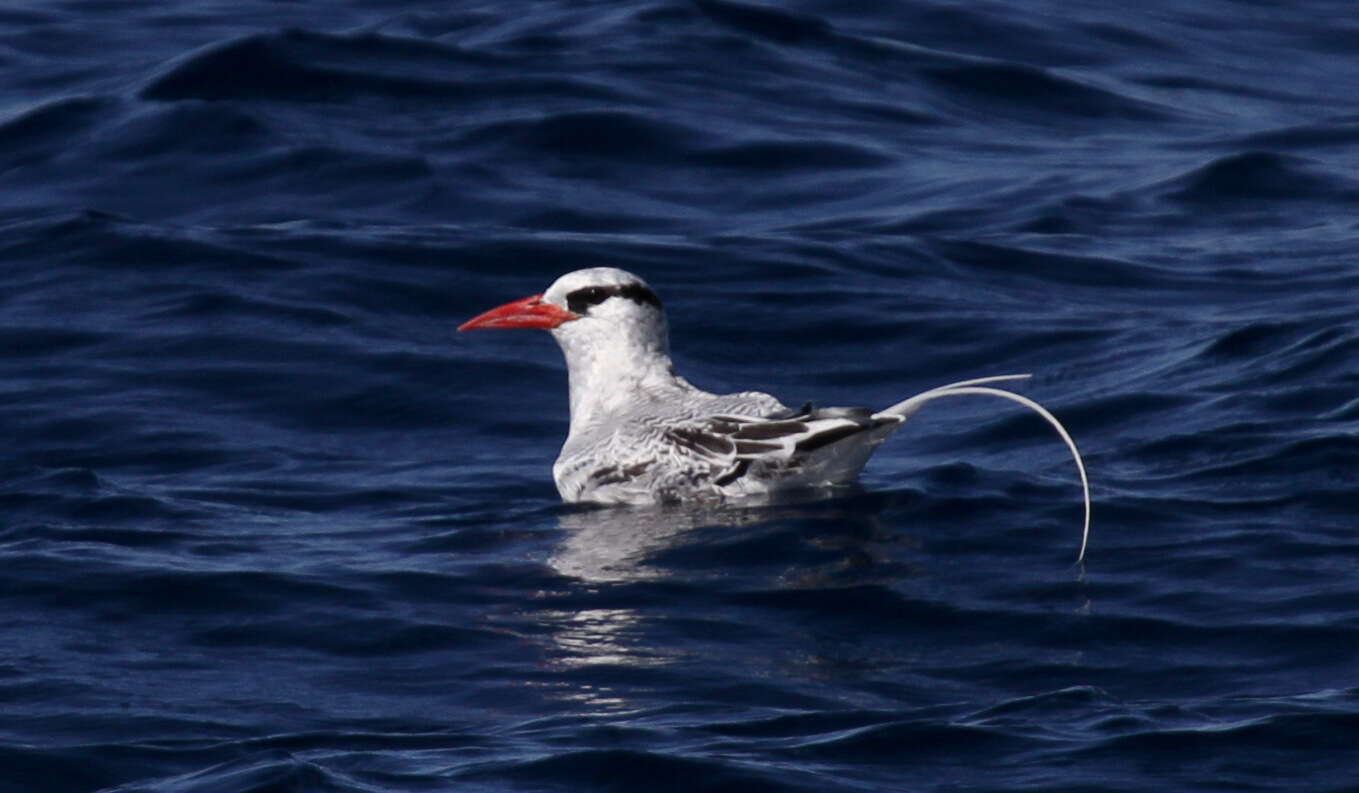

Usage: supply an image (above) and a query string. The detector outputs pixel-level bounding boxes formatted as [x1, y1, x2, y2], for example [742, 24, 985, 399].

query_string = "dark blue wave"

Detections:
[921, 61, 1170, 122]
[462, 747, 820, 793]
[694, 0, 833, 44]
[1163, 151, 1359, 205]
[140, 29, 560, 103]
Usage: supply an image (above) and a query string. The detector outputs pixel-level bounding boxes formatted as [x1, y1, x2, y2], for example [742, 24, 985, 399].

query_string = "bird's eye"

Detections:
[565, 283, 663, 315]
[566, 286, 615, 314]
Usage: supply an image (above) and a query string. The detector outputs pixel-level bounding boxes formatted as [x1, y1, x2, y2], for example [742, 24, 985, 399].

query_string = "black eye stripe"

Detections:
[565, 283, 662, 315]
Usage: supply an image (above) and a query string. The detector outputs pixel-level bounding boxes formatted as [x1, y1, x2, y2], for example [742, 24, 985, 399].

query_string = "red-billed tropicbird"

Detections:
[460, 267, 1090, 560]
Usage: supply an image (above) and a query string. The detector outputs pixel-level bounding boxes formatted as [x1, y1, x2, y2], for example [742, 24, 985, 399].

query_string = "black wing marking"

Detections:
[664, 426, 735, 457]
[712, 459, 751, 486]
[773, 405, 876, 422]
[660, 405, 894, 489]
[794, 422, 871, 454]
[734, 439, 783, 455]
[731, 420, 811, 440]
[588, 461, 652, 487]
[744, 404, 893, 456]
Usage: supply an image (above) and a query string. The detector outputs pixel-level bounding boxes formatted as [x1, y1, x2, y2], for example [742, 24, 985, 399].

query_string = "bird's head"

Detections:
[460, 266, 671, 362]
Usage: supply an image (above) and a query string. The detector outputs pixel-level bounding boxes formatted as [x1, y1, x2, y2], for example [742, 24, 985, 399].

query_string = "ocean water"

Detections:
[4, 1, 1359, 791]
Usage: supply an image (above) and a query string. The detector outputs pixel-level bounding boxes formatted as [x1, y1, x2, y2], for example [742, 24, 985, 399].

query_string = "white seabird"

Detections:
[460, 267, 1090, 561]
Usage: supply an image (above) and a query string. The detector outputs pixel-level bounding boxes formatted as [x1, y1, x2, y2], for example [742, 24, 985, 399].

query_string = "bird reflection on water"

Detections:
[545, 487, 895, 585]
[524, 486, 1083, 709]
[532, 491, 910, 691]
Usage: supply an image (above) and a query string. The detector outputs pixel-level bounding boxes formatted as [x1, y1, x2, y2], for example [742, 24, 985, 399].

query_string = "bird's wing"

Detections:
[660, 406, 897, 487]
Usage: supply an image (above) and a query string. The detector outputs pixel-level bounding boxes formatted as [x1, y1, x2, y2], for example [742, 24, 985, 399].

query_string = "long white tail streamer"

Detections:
[874, 374, 1091, 563]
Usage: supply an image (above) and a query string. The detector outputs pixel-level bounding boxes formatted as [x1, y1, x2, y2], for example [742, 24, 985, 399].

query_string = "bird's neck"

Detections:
[555, 330, 691, 435]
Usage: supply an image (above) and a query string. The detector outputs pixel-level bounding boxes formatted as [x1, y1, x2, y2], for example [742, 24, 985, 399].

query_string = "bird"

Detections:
[460, 267, 1090, 561]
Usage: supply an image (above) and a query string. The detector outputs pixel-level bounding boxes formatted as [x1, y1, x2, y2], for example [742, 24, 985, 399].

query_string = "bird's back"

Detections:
[553, 386, 902, 504]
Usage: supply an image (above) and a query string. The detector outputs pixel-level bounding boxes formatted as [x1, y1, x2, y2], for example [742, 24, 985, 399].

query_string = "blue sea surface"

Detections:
[4, 1, 1359, 791]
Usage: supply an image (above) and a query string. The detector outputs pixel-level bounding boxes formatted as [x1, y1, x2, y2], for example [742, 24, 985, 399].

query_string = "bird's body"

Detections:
[553, 387, 901, 505]
[460, 267, 1090, 559]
